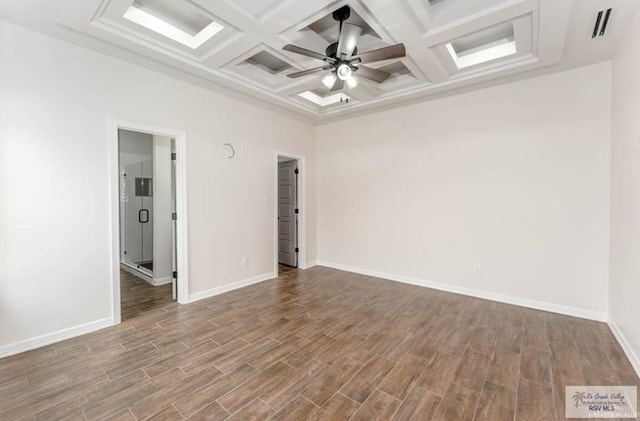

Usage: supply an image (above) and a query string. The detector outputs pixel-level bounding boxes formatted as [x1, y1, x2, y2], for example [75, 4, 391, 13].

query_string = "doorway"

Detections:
[110, 121, 189, 325]
[276, 153, 306, 274]
[118, 129, 175, 319]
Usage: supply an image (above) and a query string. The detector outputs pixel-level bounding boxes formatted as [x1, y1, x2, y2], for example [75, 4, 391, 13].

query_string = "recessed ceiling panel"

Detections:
[245, 51, 291, 74]
[122, 0, 224, 49]
[377, 61, 415, 79]
[134, 0, 211, 35]
[298, 90, 350, 107]
[447, 22, 516, 69]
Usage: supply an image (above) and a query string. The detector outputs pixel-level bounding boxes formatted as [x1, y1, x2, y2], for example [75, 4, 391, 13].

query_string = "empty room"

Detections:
[1, 0, 640, 420]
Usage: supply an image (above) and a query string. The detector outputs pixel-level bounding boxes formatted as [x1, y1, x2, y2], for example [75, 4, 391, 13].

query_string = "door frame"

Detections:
[274, 152, 307, 274]
[109, 119, 190, 325]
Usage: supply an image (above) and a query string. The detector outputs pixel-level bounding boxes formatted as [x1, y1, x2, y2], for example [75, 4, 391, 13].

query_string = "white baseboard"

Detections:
[188, 272, 276, 303]
[317, 261, 608, 322]
[607, 320, 640, 378]
[152, 277, 172, 286]
[0, 317, 113, 359]
[301, 260, 319, 269]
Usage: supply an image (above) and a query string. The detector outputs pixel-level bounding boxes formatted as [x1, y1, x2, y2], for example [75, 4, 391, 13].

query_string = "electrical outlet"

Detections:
[242, 257, 249, 267]
[475, 265, 483, 276]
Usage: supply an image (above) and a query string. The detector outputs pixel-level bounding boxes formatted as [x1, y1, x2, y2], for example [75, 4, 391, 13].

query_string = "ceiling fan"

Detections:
[282, 6, 406, 91]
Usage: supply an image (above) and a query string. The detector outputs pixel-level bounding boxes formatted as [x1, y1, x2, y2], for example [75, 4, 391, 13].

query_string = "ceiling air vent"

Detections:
[592, 8, 612, 38]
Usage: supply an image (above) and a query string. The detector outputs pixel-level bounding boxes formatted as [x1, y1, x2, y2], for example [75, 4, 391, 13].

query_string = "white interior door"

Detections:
[278, 159, 298, 267]
[171, 141, 177, 300]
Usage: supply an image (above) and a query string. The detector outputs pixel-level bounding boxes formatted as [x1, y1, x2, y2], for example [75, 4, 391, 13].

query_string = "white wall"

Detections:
[316, 62, 612, 318]
[609, 12, 640, 373]
[0, 20, 316, 351]
[153, 135, 173, 283]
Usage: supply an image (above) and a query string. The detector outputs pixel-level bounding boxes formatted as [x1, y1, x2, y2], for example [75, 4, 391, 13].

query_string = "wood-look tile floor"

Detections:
[1, 266, 638, 421]
[121, 269, 174, 321]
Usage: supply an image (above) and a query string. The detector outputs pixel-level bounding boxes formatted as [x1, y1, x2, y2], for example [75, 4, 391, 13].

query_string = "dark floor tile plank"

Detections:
[522, 318, 549, 351]
[146, 405, 184, 421]
[452, 349, 490, 392]
[217, 362, 295, 414]
[515, 377, 556, 421]
[129, 367, 223, 420]
[466, 326, 497, 356]
[268, 395, 317, 421]
[431, 383, 479, 421]
[226, 399, 273, 421]
[311, 393, 360, 421]
[350, 390, 401, 421]
[301, 358, 363, 407]
[174, 364, 259, 418]
[340, 355, 396, 404]
[144, 340, 219, 378]
[350, 333, 392, 363]
[214, 336, 280, 373]
[550, 347, 586, 384]
[186, 401, 230, 421]
[260, 359, 326, 410]
[378, 353, 425, 400]
[102, 409, 137, 421]
[82, 368, 184, 420]
[520, 347, 552, 386]
[438, 327, 472, 357]
[474, 382, 516, 421]
[392, 385, 440, 421]
[551, 374, 570, 421]
[416, 351, 460, 396]
[284, 335, 336, 369]
[486, 349, 520, 390]
[179, 338, 248, 375]
[35, 368, 148, 421]
[248, 336, 308, 371]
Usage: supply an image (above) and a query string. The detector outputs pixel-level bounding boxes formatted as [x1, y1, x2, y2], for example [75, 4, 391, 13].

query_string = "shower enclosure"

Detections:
[122, 159, 154, 274]
[119, 129, 154, 276]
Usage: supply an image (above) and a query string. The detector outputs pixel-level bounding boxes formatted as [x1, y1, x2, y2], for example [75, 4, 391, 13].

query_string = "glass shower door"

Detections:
[140, 159, 153, 272]
[122, 160, 153, 275]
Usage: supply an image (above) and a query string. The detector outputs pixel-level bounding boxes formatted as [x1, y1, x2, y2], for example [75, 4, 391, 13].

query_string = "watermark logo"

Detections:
[566, 386, 637, 419]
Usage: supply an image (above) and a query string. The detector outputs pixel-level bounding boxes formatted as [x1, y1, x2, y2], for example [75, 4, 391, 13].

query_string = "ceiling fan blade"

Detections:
[355, 65, 391, 83]
[337, 23, 363, 58]
[354, 43, 406, 64]
[283, 44, 330, 61]
[286, 66, 329, 78]
[330, 78, 345, 92]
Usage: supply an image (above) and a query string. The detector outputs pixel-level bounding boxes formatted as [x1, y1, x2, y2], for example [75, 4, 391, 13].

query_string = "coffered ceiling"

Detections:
[0, 0, 638, 122]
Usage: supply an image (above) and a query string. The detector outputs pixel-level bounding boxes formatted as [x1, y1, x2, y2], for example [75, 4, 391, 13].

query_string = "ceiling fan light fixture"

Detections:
[337, 63, 352, 81]
[322, 73, 337, 89]
[346, 75, 358, 89]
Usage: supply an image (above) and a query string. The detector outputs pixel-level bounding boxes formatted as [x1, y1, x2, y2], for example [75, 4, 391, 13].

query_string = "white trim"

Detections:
[109, 119, 190, 328]
[0, 318, 112, 359]
[316, 261, 608, 322]
[303, 260, 319, 269]
[608, 320, 640, 378]
[274, 152, 307, 272]
[152, 277, 173, 286]
[189, 272, 277, 303]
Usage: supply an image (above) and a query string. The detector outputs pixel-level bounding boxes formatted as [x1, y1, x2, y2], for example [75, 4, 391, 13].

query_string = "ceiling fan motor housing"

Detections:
[325, 42, 358, 59]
